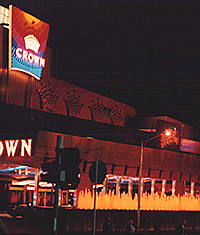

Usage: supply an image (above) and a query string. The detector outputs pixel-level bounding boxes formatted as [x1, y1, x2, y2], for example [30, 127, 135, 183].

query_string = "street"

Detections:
[0, 212, 200, 235]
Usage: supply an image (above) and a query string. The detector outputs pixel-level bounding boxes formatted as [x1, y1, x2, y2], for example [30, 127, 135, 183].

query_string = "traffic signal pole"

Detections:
[54, 135, 63, 235]
[40, 137, 81, 234]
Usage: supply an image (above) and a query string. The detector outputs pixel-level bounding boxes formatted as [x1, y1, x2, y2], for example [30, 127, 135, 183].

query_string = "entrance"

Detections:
[0, 164, 77, 211]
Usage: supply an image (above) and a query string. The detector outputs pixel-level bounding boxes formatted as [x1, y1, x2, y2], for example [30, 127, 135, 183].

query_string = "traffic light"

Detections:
[41, 160, 58, 183]
[56, 148, 81, 189]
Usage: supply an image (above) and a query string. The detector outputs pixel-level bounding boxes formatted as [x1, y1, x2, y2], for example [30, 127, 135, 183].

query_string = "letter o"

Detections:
[28, 53, 34, 64]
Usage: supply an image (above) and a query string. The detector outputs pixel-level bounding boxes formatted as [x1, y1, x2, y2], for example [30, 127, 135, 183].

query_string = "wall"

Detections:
[0, 27, 135, 127]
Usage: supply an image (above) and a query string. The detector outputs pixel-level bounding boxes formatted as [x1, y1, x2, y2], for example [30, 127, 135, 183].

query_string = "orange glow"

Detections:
[12, 180, 53, 187]
[160, 128, 179, 148]
[77, 190, 200, 211]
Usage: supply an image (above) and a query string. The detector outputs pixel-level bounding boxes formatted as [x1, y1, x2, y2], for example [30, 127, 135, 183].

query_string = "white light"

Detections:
[164, 127, 176, 136]
[165, 130, 171, 136]
[24, 34, 40, 53]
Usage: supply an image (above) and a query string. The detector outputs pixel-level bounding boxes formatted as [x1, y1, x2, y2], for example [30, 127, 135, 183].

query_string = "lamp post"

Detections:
[137, 129, 172, 231]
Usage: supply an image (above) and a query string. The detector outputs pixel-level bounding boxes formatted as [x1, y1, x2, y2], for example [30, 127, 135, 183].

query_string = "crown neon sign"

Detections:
[0, 138, 33, 158]
[14, 34, 45, 68]
[9, 5, 50, 80]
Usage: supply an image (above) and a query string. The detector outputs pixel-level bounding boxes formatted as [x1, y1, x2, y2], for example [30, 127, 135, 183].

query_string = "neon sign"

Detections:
[9, 5, 50, 80]
[0, 138, 33, 157]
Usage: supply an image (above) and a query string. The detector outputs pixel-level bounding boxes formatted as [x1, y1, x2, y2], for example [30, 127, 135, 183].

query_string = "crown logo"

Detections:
[24, 34, 40, 53]
[63, 89, 84, 116]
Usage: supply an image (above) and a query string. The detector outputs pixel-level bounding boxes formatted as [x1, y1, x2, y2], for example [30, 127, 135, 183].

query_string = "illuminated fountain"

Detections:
[77, 190, 200, 211]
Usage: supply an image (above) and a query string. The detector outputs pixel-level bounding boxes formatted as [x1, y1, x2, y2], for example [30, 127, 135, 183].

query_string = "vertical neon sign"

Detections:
[9, 5, 50, 80]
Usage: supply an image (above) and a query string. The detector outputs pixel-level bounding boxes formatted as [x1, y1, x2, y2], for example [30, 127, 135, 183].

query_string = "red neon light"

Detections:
[0, 138, 33, 157]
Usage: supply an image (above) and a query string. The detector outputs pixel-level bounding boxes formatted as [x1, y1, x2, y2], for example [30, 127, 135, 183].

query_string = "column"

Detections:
[191, 182, 195, 195]
[102, 177, 107, 193]
[151, 179, 155, 194]
[23, 186, 27, 204]
[139, 179, 144, 195]
[44, 192, 47, 207]
[172, 180, 176, 196]
[161, 180, 166, 195]
[58, 189, 62, 206]
[33, 168, 40, 207]
[128, 178, 133, 195]
[116, 177, 121, 195]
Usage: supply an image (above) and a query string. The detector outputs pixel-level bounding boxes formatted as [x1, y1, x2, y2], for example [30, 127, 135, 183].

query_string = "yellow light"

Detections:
[160, 128, 179, 149]
[164, 128, 176, 136]
[165, 130, 171, 136]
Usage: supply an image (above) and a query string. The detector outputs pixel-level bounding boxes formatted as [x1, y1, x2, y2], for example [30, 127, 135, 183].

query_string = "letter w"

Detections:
[5, 140, 19, 157]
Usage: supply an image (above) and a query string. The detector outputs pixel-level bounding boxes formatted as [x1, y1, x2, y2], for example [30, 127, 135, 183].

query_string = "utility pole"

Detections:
[54, 135, 63, 235]
[93, 159, 99, 235]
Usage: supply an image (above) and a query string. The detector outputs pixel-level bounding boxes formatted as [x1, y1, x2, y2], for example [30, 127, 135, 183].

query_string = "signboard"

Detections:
[9, 5, 50, 80]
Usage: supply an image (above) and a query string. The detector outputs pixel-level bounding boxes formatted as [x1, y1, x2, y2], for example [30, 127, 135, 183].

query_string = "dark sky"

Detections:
[2, 0, 200, 127]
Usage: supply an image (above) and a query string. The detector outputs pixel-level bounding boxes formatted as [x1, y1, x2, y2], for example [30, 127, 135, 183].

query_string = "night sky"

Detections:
[2, 0, 200, 127]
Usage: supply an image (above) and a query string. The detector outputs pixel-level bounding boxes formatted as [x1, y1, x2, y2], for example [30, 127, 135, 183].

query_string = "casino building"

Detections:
[0, 4, 200, 216]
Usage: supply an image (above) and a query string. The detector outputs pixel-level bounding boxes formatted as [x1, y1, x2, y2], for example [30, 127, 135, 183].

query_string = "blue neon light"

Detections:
[11, 38, 44, 79]
[0, 166, 31, 172]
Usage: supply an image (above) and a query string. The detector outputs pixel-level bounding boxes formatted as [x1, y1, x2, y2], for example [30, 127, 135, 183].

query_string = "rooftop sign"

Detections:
[9, 5, 50, 80]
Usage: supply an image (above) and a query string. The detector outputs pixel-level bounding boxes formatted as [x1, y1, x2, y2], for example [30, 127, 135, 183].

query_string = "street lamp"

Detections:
[137, 129, 174, 231]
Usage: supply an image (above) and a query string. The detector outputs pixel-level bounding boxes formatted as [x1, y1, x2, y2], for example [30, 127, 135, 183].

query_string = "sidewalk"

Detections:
[1, 212, 200, 235]
[0, 213, 50, 235]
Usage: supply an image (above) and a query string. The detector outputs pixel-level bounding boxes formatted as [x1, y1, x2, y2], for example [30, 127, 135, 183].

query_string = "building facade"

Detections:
[0, 5, 200, 212]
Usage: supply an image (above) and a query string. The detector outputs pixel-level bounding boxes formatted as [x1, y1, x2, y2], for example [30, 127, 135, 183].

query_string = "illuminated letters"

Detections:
[5, 139, 19, 157]
[21, 139, 32, 156]
[15, 48, 45, 67]
[0, 138, 33, 157]
[0, 141, 3, 155]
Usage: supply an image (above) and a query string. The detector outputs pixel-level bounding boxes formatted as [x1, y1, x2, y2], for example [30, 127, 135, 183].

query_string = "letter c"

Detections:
[16, 48, 22, 59]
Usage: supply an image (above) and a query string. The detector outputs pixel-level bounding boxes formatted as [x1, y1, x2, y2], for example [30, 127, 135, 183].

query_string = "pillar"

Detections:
[58, 189, 62, 206]
[44, 192, 47, 207]
[172, 180, 176, 196]
[116, 177, 121, 195]
[23, 186, 27, 204]
[128, 178, 133, 195]
[161, 180, 166, 195]
[151, 179, 155, 194]
[33, 168, 40, 207]
[191, 182, 195, 195]
[102, 177, 107, 193]
[139, 179, 144, 195]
